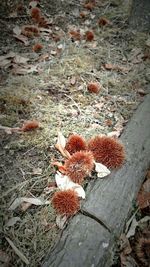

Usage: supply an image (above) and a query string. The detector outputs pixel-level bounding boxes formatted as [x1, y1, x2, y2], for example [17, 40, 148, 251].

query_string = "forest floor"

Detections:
[0, 0, 150, 266]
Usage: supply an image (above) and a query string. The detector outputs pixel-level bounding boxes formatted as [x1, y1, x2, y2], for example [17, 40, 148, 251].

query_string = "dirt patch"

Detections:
[0, 0, 149, 266]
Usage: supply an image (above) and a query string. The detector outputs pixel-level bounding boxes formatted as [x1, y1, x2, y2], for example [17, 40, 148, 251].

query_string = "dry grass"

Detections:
[0, 0, 149, 266]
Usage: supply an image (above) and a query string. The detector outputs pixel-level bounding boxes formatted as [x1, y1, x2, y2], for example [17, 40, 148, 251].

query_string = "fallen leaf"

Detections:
[5, 217, 21, 227]
[56, 214, 68, 229]
[143, 176, 150, 192]
[107, 131, 121, 138]
[12, 64, 38, 74]
[13, 55, 30, 64]
[13, 25, 22, 36]
[138, 216, 150, 224]
[0, 52, 16, 61]
[55, 171, 86, 199]
[70, 76, 76, 85]
[137, 175, 150, 209]
[21, 202, 32, 212]
[50, 50, 57, 56]
[0, 59, 12, 68]
[123, 255, 138, 267]
[13, 34, 29, 46]
[126, 218, 138, 238]
[9, 197, 49, 210]
[29, 0, 38, 8]
[69, 30, 82, 41]
[94, 162, 110, 178]
[56, 131, 66, 149]
[5, 237, 29, 265]
[55, 131, 71, 158]
[103, 63, 129, 73]
[120, 234, 132, 267]
[137, 191, 150, 209]
[57, 44, 63, 50]
[39, 27, 52, 34]
[32, 167, 42, 175]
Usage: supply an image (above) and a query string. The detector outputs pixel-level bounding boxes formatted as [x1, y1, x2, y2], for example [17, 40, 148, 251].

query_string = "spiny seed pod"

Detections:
[88, 136, 125, 168]
[65, 134, 87, 155]
[65, 151, 94, 184]
[52, 189, 80, 216]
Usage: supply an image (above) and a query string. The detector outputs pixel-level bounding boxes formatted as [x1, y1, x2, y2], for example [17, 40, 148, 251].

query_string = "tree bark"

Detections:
[129, 0, 150, 31]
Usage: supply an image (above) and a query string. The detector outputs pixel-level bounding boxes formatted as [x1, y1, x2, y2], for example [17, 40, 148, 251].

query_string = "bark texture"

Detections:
[129, 0, 150, 31]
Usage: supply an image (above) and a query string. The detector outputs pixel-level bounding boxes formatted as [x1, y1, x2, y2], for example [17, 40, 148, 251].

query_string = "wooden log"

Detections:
[43, 214, 113, 267]
[129, 0, 150, 31]
[43, 95, 150, 267]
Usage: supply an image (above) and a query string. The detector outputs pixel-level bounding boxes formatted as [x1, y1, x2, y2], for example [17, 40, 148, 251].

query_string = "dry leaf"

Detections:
[137, 191, 150, 209]
[9, 197, 49, 210]
[56, 214, 68, 229]
[70, 76, 76, 85]
[21, 202, 32, 212]
[143, 176, 150, 192]
[32, 167, 42, 175]
[5, 217, 21, 227]
[14, 34, 29, 46]
[5, 237, 29, 265]
[12, 64, 38, 74]
[69, 30, 82, 41]
[13, 55, 30, 64]
[0, 52, 16, 61]
[94, 162, 110, 178]
[126, 218, 138, 238]
[138, 216, 150, 224]
[103, 63, 129, 73]
[13, 25, 22, 36]
[137, 175, 150, 209]
[0, 59, 12, 69]
[55, 131, 71, 158]
[120, 234, 132, 267]
[50, 50, 57, 56]
[55, 171, 86, 199]
[39, 27, 52, 34]
[107, 131, 121, 138]
[29, 0, 38, 8]
[56, 131, 66, 148]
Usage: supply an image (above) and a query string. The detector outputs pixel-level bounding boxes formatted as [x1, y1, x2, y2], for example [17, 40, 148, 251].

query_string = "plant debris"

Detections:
[0, 0, 149, 266]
